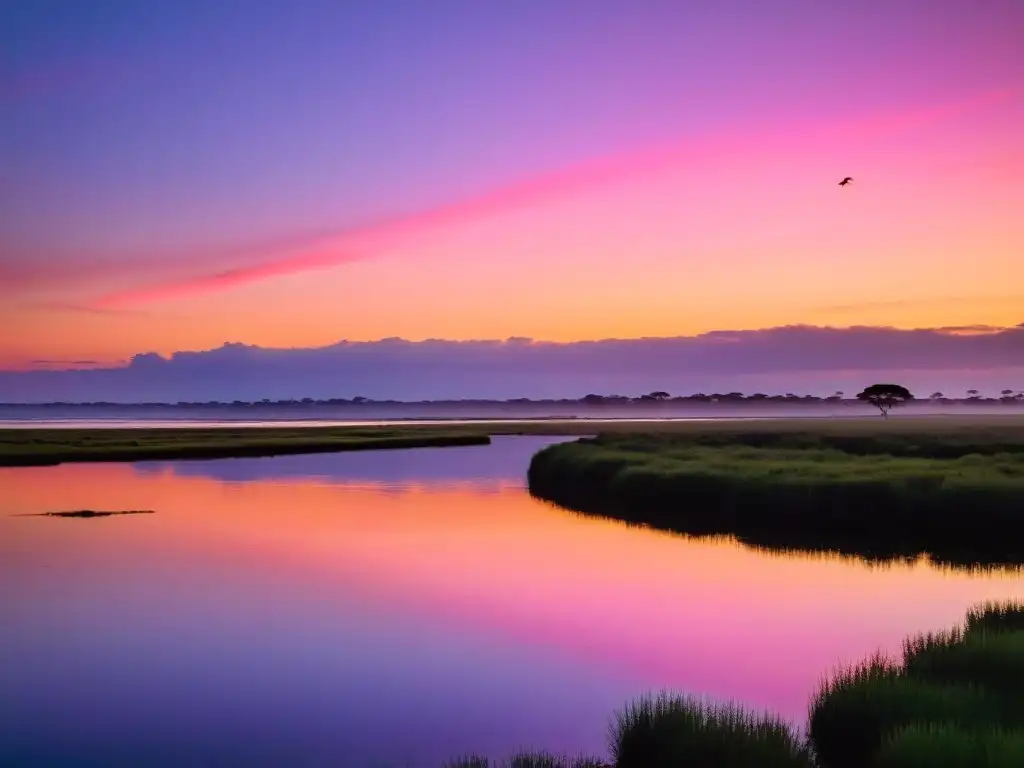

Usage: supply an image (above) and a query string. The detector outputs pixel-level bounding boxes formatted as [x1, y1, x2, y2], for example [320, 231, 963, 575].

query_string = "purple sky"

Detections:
[3, 0, 1023, 397]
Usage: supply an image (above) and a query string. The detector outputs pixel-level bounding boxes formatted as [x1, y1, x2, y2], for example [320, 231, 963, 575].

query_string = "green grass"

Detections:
[876, 725, 1024, 768]
[903, 631, 1024, 698]
[0, 426, 492, 466]
[438, 603, 1024, 768]
[526, 429, 1024, 567]
[807, 658, 995, 768]
[966, 601, 1024, 635]
[6, 414, 1024, 467]
[609, 693, 812, 768]
[809, 602, 1024, 768]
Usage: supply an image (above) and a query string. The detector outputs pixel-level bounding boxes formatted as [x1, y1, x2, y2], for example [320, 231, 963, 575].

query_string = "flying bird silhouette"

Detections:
[838, 177, 853, 186]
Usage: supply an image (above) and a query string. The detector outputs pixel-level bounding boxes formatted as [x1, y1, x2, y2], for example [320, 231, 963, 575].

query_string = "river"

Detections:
[1, 436, 1021, 766]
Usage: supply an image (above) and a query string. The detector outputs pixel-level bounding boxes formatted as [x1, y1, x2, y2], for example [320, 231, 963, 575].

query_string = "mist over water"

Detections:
[3, 400, 1024, 429]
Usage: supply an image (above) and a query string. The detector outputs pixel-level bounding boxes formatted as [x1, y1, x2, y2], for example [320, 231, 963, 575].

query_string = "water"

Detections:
[2, 436, 1021, 767]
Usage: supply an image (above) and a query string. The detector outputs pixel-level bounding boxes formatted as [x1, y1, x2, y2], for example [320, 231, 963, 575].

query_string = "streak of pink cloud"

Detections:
[79, 85, 1018, 308]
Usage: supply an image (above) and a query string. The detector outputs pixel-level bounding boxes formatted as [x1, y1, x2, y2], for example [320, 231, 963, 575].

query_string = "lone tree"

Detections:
[856, 384, 914, 418]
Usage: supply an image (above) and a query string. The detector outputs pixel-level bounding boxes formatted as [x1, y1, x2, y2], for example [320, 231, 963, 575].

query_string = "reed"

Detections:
[875, 724, 1024, 768]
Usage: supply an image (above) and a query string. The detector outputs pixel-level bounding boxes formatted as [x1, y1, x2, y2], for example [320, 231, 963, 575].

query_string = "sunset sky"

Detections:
[3, 0, 1023, 372]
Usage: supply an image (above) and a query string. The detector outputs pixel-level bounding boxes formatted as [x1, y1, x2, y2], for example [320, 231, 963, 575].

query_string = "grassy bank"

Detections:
[441, 602, 1024, 767]
[0, 426, 491, 466]
[527, 429, 1024, 567]
[4, 414, 1024, 467]
[809, 601, 1024, 767]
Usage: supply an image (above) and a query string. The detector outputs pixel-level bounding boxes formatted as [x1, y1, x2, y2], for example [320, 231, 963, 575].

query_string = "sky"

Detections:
[2, 0, 1023, 396]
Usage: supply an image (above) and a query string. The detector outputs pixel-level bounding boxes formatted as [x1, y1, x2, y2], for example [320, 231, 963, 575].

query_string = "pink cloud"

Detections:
[45, 85, 1022, 308]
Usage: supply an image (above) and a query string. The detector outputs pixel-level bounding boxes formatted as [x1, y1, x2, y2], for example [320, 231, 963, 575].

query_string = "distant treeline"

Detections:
[1, 389, 1022, 408]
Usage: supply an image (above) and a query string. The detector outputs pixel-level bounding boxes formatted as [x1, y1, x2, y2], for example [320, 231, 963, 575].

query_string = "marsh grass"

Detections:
[876, 725, 1024, 768]
[527, 433, 1024, 566]
[589, 427, 1024, 459]
[808, 663, 992, 767]
[810, 601, 1024, 767]
[439, 605, 1024, 767]
[609, 693, 812, 768]
[904, 631, 1024, 698]
[0, 426, 490, 466]
[966, 601, 1024, 635]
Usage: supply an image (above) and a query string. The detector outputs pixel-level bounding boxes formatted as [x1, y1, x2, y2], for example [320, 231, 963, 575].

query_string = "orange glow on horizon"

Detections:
[5, 88, 1022, 369]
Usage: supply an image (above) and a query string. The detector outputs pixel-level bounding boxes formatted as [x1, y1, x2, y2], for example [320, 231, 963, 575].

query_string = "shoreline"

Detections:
[0, 427, 492, 467]
[4, 414, 1024, 467]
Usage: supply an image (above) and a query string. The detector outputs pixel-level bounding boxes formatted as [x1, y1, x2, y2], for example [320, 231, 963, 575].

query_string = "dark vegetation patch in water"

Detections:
[526, 428, 1024, 569]
[34, 509, 155, 518]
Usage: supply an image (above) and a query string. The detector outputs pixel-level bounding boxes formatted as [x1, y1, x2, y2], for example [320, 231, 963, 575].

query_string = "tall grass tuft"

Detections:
[609, 692, 812, 768]
[807, 654, 992, 768]
[903, 630, 1024, 700]
[966, 601, 1024, 636]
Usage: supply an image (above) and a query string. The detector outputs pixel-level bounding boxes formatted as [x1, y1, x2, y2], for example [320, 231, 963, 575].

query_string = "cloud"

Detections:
[1, 323, 1021, 403]
[65, 85, 1013, 308]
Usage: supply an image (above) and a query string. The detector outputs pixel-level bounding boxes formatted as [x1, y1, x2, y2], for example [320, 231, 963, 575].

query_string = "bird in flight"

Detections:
[838, 176, 853, 186]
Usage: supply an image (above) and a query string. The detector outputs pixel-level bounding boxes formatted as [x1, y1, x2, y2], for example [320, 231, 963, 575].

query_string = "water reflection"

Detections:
[2, 437, 1022, 767]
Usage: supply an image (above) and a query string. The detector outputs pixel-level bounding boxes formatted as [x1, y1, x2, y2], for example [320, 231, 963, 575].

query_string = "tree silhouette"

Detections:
[967, 389, 981, 400]
[646, 391, 671, 401]
[930, 391, 944, 400]
[856, 384, 914, 418]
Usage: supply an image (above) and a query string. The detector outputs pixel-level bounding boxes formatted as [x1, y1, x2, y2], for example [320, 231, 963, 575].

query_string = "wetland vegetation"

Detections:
[527, 423, 1024, 567]
[0, 425, 491, 466]
[6, 413, 1024, 467]
[445, 602, 1024, 767]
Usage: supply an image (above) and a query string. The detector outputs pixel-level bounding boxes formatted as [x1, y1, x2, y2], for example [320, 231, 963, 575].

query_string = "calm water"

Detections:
[2, 436, 1021, 767]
